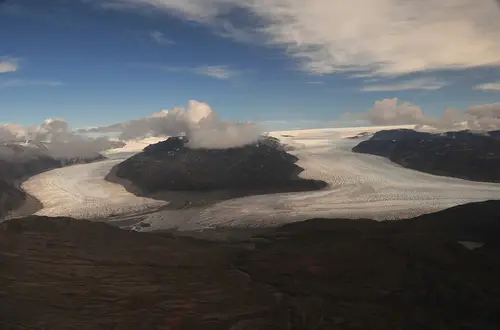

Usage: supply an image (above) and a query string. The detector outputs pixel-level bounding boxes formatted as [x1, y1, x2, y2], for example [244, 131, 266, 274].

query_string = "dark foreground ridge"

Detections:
[0, 143, 107, 219]
[106, 136, 327, 199]
[2, 200, 500, 329]
[352, 128, 500, 182]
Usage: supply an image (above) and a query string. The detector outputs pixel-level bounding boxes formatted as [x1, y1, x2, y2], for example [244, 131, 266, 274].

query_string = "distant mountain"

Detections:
[106, 136, 326, 196]
[2, 200, 500, 329]
[343, 131, 372, 140]
[352, 129, 500, 182]
[0, 144, 106, 218]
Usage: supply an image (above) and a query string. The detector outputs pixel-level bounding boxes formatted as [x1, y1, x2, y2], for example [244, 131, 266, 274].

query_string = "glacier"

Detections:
[21, 126, 500, 230]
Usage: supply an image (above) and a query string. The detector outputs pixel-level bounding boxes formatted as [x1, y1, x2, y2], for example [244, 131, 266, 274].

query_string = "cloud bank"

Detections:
[351, 98, 500, 131]
[4, 96, 500, 161]
[0, 118, 125, 160]
[99, 0, 500, 76]
[78, 100, 262, 149]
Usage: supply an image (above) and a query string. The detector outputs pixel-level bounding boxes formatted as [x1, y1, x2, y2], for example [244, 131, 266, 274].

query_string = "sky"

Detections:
[1, 0, 500, 131]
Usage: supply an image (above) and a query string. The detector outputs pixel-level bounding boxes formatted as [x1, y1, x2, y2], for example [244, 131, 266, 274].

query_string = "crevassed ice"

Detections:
[21, 127, 500, 230]
[140, 128, 500, 231]
[22, 159, 167, 219]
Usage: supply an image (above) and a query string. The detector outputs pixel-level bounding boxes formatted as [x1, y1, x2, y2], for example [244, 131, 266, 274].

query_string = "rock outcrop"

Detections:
[352, 129, 500, 182]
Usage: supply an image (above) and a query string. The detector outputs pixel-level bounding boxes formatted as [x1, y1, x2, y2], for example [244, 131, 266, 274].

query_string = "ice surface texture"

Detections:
[22, 126, 500, 229]
[22, 159, 167, 219]
[144, 128, 500, 230]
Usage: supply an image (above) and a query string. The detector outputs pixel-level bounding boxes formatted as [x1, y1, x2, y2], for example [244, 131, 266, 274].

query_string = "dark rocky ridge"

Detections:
[352, 128, 500, 182]
[2, 200, 500, 329]
[0, 144, 106, 218]
[106, 136, 327, 198]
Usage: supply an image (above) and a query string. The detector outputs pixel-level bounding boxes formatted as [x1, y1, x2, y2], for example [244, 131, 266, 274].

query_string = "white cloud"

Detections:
[361, 78, 448, 92]
[347, 98, 500, 131]
[102, 0, 500, 76]
[134, 62, 237, 80]
[364, 98, 426, 125]
[474, 82, 500, 91]
[78, 100, 262, 149]
[466, 102, 500, 119]
[193, 65, 233, 79]
[0, 57, 18, 73]
[0, 118, 124, 159]
[0, 79, 63, 88]
[149, 30, 175, 45]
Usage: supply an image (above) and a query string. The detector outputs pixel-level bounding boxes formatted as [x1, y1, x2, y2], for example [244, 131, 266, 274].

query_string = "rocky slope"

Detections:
[0, 143, 106, 218]
[352, 129, 500, 182]
[2, 200, 500, 329]
[106, 136, 327, 197]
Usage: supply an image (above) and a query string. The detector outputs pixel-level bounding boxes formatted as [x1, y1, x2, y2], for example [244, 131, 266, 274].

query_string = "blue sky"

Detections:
[1, 0, 500, 130]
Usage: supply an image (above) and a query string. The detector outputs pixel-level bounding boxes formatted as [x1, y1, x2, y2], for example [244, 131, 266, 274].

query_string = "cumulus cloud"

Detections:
[100, 0, 500, 76]
[78, 100, 262, 148]
[0, 57, 18, 73]
[361, 78, 448, 92]
[149, 30, 175, 45]
[349, 98, 500, 131]
[364, 98, 426, 125]
[474, 82, 500, 91]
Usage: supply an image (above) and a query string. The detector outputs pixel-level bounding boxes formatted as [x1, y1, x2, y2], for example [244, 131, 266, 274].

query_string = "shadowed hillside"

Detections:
[106, 136, 327, 197]
[352, 129, 500, 182]
[2, 201, 500, 329]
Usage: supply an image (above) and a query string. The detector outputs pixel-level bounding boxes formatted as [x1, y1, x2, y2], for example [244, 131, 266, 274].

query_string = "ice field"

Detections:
[22, 126, 500, 230]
